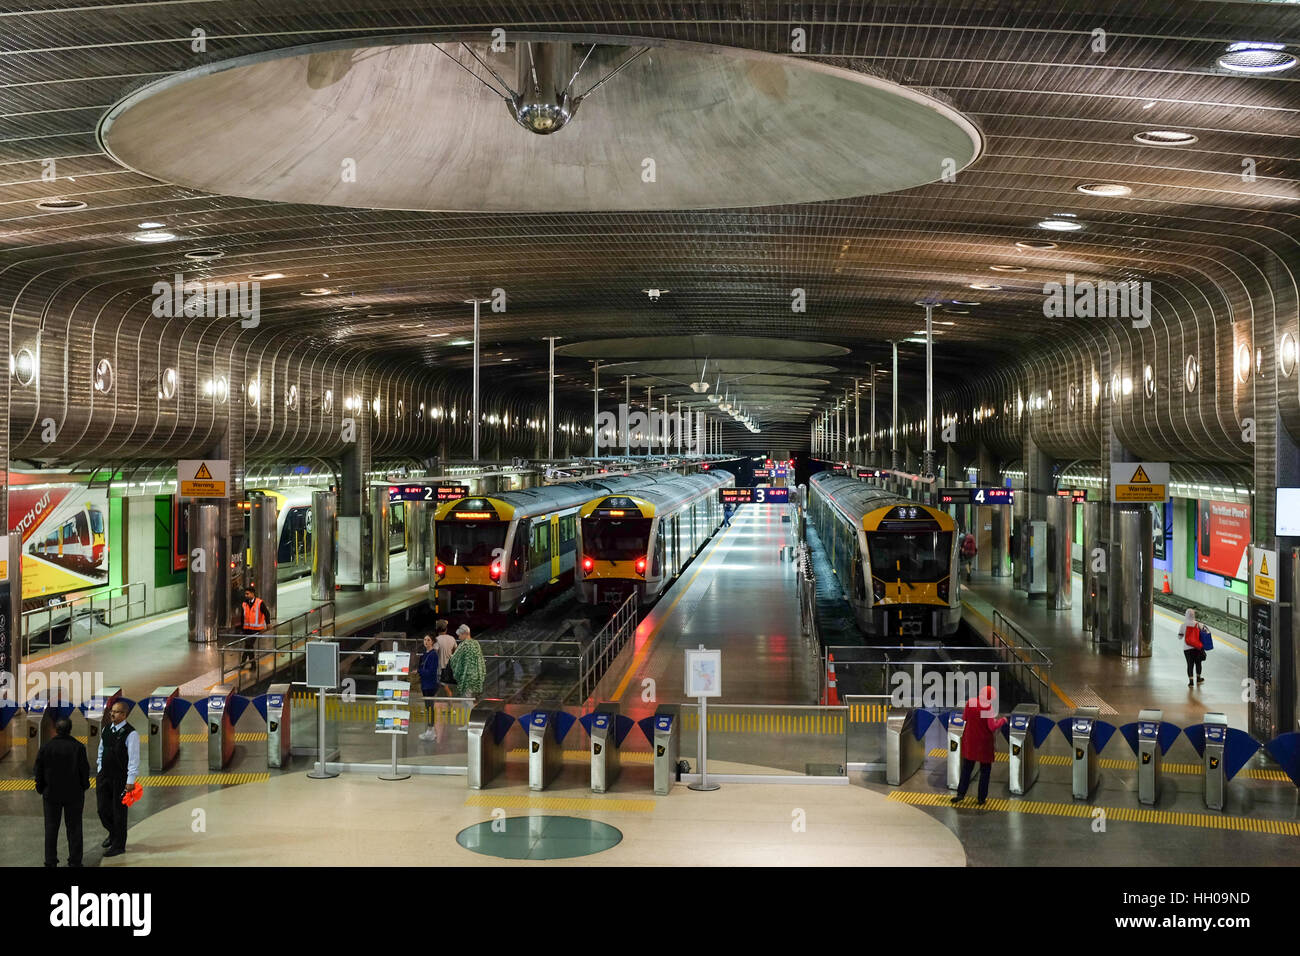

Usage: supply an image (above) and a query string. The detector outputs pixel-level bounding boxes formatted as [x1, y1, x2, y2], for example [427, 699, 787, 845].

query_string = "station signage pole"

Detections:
[545, 336, 558, 460]
[869, 362, 877, 464]
[891, 342, 900, 471]
[592, 360, 601, 458]
[685, 645, 722, 792]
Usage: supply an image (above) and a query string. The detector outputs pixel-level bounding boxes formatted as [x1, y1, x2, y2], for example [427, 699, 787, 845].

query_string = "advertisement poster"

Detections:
[9, 485, 110, 600]
[1196, 499, 1250, 581]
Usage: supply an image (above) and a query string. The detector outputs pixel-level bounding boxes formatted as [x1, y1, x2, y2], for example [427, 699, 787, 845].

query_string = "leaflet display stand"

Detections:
[376, 647, 411, 781]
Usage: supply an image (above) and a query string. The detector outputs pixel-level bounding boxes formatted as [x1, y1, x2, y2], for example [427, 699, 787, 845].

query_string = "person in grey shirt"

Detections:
[96, 701, 140, 857]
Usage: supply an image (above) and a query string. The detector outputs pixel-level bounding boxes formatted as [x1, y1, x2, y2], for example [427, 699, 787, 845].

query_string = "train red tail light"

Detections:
[435, 562, 446, 577]
[489, 561, 502, 581]
[635, 556, 646, 575]
[582, 557, 594, 572]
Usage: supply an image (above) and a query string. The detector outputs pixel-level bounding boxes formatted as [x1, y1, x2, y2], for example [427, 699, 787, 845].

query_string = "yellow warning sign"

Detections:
[1114, 484, 1166, 502]
[1110, 462, 1169, 503]
[1260, 555, 1269, 576]
[1253, 546, 1278, 603]
[177, 458, 230, 497]
[1130, 465, 1151, 483]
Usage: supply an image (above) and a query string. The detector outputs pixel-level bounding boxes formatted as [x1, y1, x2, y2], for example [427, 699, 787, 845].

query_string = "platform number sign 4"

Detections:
[974, 489, 985, 504]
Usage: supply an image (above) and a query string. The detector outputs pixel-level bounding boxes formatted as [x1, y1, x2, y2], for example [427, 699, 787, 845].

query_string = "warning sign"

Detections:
[1110, 461, 1169, 503]
[178, 459, 230, 497]
[1252, 546, 1278, 603]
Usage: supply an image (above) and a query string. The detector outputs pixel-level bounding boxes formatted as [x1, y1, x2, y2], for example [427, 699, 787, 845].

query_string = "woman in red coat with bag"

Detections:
[1182, 608, 1206, 687]
[951, 685, 1008, 806]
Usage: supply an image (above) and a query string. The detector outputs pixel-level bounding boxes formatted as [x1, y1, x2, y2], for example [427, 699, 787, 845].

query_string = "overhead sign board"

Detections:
[939, 487, 1014, 505]
[1056, 489, 1088, 502]
[1110, 462, 1169, 503]
[388, 484, 469, 503]
[857, 469, 882, 479]
[720, 487, 789, 505]
[1252, 547, 1278, 602]
[752, 469, 770, 478]
[178, 459, 230, 497]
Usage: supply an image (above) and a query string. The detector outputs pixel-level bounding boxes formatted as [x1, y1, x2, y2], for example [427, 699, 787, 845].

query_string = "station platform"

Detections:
[961, 572, 1247, 727]
[18, 563, 431, 703]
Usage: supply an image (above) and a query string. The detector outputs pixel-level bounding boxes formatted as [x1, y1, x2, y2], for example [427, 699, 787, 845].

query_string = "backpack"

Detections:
[1199, 626, 1213, 651]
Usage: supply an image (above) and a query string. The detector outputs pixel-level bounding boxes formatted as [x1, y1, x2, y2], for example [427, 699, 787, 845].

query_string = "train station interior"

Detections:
[1, 0, 1298, 906]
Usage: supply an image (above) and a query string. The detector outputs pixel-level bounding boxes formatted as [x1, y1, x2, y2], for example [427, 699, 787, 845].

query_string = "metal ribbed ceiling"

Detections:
[2, 1, 1297, 434]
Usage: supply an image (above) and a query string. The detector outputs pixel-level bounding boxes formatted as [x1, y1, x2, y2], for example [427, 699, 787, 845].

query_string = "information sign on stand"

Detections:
[685, 646, 721, 792]
[305, 641, 340, 780]
[375, 648, 411, 780]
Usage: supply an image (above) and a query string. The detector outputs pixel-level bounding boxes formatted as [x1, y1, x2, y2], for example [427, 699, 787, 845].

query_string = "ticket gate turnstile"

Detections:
[528, 703, 565, 791]
[945, 712, 966, 790]
[651, 705, 680, 796]
[83, 686, 122, 754]
[589, 702, 622, 794]
[1202, 712, 1229, 811]
[0, 702, 15, 760]
[885, 706, 926, 785]
[146, 685, 181, 772]
[1069, 706, 1101, 800]
[206, 685, 236, 771]
[266, 683, 291, 769]
[466, 699, 509, 790]
[23, 693, 66, 772]
[1007, 703, 1040, 794]
[1136, 708, 1163, 806]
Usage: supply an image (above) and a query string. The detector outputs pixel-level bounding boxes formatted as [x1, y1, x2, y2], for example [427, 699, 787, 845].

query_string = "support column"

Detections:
[921, 302, 936, 477]
[854, 378, 861, 463]
[592, 360, 600, 458]
[869, 363, 877, 466]
[546, 336, 558, 460]
[338, 387, 370, 591]
[465, 298, 489, 462]
[890, 342, 900, 471]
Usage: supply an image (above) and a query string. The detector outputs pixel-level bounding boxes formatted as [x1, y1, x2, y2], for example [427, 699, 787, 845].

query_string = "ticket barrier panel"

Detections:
[1119, 709, 1181, 806]
[146, 686, 182, 772]
[885, 707, 933, 785]
[642, 705, 680, 795]
[265, 683, 291, 769]
[586, 702, 631, 794]
[943, 711, 966, 790]
[466, 700, 510, 790]
[525, 702, 576, 791]
[82, 686, 122, 755]
[206, 685, 236, 771]
[23, 692, 73, 772]
[1006, 703, 1041, 795]
[1065, 706, 1102, 800]
[1202, 713, 1229, 810]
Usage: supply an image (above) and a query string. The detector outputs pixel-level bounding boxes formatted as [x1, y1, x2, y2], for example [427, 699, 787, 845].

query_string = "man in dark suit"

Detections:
[34, 717, 90, 867]
[96, 700, 139, 857]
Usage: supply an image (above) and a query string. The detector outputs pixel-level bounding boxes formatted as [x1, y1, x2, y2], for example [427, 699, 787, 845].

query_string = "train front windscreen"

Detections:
[583, 517, 652, 562]
[435, 519, 508, 566]
[867, 531, 953, 581]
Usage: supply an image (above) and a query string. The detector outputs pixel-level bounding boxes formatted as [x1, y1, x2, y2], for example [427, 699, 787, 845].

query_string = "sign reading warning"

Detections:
[1110, 461, 1169, 503]
[1252, 546, 1278, 602]
[178, 459, 230, 497]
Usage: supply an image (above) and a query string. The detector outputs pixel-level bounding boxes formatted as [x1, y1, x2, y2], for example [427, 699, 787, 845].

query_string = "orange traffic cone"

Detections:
[1162, 573, 1171, 594]
[825, 653, 840, 706]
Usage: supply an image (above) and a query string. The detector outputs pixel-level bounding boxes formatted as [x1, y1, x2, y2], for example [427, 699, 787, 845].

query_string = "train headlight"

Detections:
[634, 556, 646, 575]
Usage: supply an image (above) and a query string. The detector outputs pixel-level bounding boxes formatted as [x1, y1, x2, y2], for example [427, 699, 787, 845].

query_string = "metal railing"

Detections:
[990, 609, 1055, 712]
[21, 582, 148, 658]
[572, 591, 638, 702]
[218, 602, 336, 690]
[1226, 595, 1248, 623]
[477, 637, 583, 701]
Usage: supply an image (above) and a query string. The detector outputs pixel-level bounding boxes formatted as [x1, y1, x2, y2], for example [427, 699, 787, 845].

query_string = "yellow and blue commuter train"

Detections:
[430, 473, 676, 618]
[808, 471, 960, 638]
[576, 470, 734, 606]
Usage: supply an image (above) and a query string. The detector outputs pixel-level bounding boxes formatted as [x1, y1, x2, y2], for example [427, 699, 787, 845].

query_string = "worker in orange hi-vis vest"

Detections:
[240, 584, 269, 668]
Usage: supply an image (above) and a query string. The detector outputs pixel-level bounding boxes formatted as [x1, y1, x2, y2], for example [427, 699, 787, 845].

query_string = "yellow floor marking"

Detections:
[464, 793, 656, 813]
[176, 732, 267, 743]
[962, 601, 1075, 710]
[0, 772, 268, 792]
[922, 747, 1289, 782]
[611, 521, 735, 702]
[888, 788, 1300, 835]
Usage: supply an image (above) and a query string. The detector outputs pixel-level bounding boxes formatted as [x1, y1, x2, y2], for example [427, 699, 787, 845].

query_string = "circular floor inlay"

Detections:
[456, 815, 623, 860]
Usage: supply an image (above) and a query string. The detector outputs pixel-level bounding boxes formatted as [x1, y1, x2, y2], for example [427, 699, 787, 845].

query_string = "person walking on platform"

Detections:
[951, 685, 1007, 807]
[96, 701, 140, 857]
[240, 584, 269, 669]
[450, 624, 486, 703]
[722, 502, 733, 527]
[433, 619, 458, 694]
[1182, 607, 1206, 687]
[960, 531, 978, 583]
[418, 634, 441, 741]
[34, 717, 90, 867]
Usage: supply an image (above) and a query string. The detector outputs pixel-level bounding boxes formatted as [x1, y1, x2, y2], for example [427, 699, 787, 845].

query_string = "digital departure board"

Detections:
[388, 484, 469, 503]
[720, 487, 789, 504]
[857, 469, 883, 479]
[1056, 489, 1088, 502]
[935, 487, 1014, 505]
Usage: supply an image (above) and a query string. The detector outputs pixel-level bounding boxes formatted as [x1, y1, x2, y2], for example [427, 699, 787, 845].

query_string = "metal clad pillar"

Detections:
[624, 375, 630, 457]
[1113, 507, 1153, 657]
[546, 336, 557, 459]
[991, 505, 1008, 577]
[187, 503, 222, 643]
[406, 500, 427, 570]
[249, 492, 278, 620]
[922, 303, 935, 477]
[1046, 495, 1072, 610]
[869, 363, 877, 465]
[1081, 500, 1100, 631]
[593, 360, 601, 458]
[469, 297, 483, 462]
[854, 378, 860, 461]
[891, 341, 900, 471]
[370, 486, 390, 584]
[311, 491, 336, 601]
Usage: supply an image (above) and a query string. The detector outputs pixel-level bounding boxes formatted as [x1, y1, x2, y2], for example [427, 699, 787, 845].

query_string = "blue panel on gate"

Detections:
[1183, 724, 1206, 757]
[913, 710, 936, 740]
[228, 695, 250, 724]
[0, 702, 17, 730]
[491, 711, 515, 744]
[1032, 716, 1056, 748]
[553, 711, 577, 744]
[1119, 722, 1140, 754]
[252, 695, 269, 721]
[1264, 733, 1300, 788]
[1224, 728, 1261, 781]
[169, 698, 191, 728]
[1092, 722, 1117, 752]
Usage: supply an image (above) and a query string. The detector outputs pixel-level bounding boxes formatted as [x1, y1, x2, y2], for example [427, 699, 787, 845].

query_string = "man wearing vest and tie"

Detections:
[96, 701, 139, 857]
[241, 584, 269, 668]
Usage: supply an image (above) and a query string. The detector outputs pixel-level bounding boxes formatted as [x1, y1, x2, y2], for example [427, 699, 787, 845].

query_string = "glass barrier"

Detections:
[676, 703, 848, 776]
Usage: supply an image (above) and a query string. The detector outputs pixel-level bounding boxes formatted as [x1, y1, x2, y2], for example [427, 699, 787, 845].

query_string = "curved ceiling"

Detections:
[2, 1, 1296, 440]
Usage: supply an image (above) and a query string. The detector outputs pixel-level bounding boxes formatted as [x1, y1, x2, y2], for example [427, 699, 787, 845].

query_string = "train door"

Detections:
[671, 514, 680, 576]
[549, 514, 561, 583]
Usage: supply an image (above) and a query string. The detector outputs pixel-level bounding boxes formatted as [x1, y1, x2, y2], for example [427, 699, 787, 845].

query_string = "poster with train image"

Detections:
[9, 484, 109, 600]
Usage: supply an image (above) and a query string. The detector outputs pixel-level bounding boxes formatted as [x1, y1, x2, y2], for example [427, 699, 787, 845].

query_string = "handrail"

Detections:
[218, 601, 337, 690]
[21, 581, 149, 659]
[572, 590, 638, 702]
[990, 609, 1054, 712]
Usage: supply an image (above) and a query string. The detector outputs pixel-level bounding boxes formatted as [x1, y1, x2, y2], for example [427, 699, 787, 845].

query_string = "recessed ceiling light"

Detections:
[1037, 219, 1084, 232]
[938, 321, 956, 326]
[132, 231, 177, 243]
[1141, 100, 1157, 110]
[950, 299, 981, 306]
[450, 339, 472, 346]
[1076, 182, 1133, 197]
[369, 312, 395, 318]
[183, 249, 224, 260]
[1218, 43, 1296, 74]
[300, 288, 335, 296]
[501, 358, 514, 362]
[428, 332, 449, 338]
[989, 265, 1027, 272]
[1016, 239, 1058, 250]
[969, 283, 1002, 290]
[398, 322, 423, 329]
[248, 271, 285, 280]
[137, 221, 164, 229]
[36, 198, 87, 211]
[1134, 130, 1198, 147]
[943, 309, 970, 315]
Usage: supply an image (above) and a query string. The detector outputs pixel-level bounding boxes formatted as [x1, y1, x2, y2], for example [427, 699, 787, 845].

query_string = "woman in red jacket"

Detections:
[951, 685, 1008, 806]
